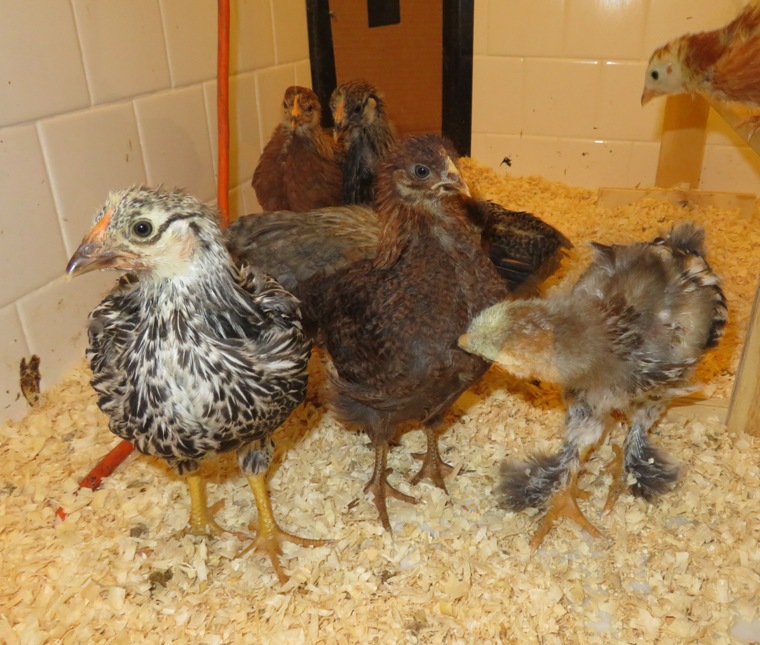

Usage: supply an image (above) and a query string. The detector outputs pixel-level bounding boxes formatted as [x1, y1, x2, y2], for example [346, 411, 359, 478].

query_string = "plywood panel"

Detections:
[727, 275, 760, 436]
[329, 0, 442, 135]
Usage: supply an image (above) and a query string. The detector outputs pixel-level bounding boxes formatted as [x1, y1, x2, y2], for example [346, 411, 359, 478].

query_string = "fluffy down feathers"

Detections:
[460, 222, 726, 524]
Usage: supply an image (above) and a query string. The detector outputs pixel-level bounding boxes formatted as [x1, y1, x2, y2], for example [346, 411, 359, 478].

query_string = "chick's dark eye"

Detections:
[132, 220, 153, 238]
[651, 70, 659, 81]
[353, 103, 363, 115]
[413, 164, 431, 179]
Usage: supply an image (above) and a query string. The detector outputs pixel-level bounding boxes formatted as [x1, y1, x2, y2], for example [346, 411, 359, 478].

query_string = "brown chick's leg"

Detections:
[237, 474, 329, 584]
[365, 441, 418, 532]
[182, 473, 228, 537]
[529, 473, 603, 553]
[409, 425, 454, 490]
[602, 444, 626, 514]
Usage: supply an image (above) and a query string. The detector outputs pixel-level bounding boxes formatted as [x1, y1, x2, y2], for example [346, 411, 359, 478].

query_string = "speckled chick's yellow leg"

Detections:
[238, 474, 329, 584]
[182, 473, 228, 537]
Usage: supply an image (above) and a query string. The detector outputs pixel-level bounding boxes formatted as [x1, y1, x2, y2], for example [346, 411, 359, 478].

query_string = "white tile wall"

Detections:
[231, 0, 276, 73]
[0, 0, 310, 418]
[17, 273, 115, 392]
[0, 125, 67, 308]
[135, 86, 217, 201]
[563, 0, 648, 60]
[523, 59, 601, 139]
[272, 0, 310, 64]
[0, 304, 31, 420]
[473, 0, 760, 193]
[39, 103, 148, 255]
[231, 72, 265, 187]
[159, 0, 218, 87]
[0, 2, 90, 128]
[72, 0, 172, 104]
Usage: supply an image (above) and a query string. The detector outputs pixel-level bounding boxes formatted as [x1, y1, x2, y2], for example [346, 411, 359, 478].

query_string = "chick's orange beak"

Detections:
[289, 95, 302, 129]
[66, 209, 139, 277]
[332, 99, 345, 137]
[641, 87, 658, 106]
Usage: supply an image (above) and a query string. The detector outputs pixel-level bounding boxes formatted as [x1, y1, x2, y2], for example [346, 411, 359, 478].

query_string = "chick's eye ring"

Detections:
[353, 103, 363, 115]
[132, 220, 153, 238]
[413, 164, 431, 179]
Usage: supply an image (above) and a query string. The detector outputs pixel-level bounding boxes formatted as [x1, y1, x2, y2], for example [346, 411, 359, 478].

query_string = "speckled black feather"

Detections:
[84, 187, 311, 477]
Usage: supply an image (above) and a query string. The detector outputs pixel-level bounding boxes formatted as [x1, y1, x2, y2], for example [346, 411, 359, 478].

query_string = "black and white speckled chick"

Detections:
[66, 186, 321, 583]
[460, 222, 727, 549]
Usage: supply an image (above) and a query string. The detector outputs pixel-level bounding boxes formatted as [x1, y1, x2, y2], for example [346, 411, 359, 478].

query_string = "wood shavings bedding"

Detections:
[1, 164, 759, 644]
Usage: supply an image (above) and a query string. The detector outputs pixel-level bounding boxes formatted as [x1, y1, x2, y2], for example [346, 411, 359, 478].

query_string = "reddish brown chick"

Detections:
[308, 135, 509, 531]
[252, 86, 344, 211]
[642, 2, 760, 106]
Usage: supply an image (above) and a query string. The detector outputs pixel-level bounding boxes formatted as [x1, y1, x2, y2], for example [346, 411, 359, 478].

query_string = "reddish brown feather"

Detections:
[252, 86, 344, 211]
[686, 2, 760, 105]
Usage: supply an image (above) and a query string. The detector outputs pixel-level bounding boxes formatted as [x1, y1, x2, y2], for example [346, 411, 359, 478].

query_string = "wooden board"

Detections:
[727, 275, 760, 436]
[597, 187, 756, 218]
[655, 94, 710, 189]
[667, 396, 728, 424]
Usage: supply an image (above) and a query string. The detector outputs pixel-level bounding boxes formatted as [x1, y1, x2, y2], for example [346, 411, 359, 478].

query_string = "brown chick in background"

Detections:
[642, 2, 760, 108]
[308, 134, 509, 531]
[330, 79, 395, 205]
[252, 85, 344, 211]
[460, 223, 727, 550]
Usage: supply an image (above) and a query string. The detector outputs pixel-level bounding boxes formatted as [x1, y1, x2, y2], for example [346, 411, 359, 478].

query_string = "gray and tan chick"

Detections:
[459, 222, 727, 550]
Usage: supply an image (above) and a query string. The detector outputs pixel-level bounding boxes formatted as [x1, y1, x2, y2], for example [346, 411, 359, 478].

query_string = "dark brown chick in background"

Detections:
[330, 79, 395, 205]
[306, 134, 509, 531]
[252, 85, 344, 212]
[460, 222, 727, 551]
[67, 187, 323, 583]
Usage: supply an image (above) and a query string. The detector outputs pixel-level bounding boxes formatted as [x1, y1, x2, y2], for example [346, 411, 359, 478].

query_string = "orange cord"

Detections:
[57, 3, 233, 522]
[217, 0, 231, 228]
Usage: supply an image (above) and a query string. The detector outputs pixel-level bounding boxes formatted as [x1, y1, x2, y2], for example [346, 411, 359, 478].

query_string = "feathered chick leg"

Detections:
[499, 399, 605, 551]
[409, 424, 454, 490]
[235, 439, 328, 583]
[624, 404, 681, 500]
[365, 440, 418, 533]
